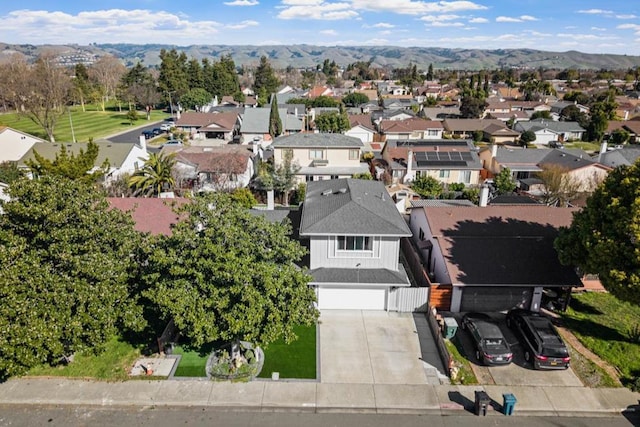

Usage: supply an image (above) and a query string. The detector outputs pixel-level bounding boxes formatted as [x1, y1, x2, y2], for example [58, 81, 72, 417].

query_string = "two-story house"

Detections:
[379, 118, 444, 140]
[271, 133, 369, 183]
[382, 139, 482, 186]
[299, 178, 412, 310]
[0, 127, 45, 163]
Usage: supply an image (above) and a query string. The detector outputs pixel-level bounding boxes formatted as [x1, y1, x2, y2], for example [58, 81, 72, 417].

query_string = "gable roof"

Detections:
[300, 178, 411, 236]
[19, 141, 140, 169]
[598, 147, 640, 168]
[424, 206, 583, 287]
[380, 118, 443, 134]
[516, 119, 585, 134]
[271, 133, 363, 148]
[349, 114, 375, 131]
[443, 119, 506, 132]
[162, 146, 253, 174]
[108, 198, 188, 236]
[240, 108, 271, 133]
[177, 111, 239, 131]
[384, 139, 482, 171]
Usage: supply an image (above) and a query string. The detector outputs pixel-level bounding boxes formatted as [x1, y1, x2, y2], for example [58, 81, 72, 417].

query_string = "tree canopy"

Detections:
[494, 167, 517, 194]
[141, 193, 318, 348]
[269, 95, 282, 138]
[411, 175, 443, 198]
[555, 161, 640, 305]
[253, 56, 280, 103]
[0, 177, 145, 378]
[128, 152, 176, 197]
[314, 110, 350, 133]
[26, 140, 108, 183]
[342, 92, 369, 107]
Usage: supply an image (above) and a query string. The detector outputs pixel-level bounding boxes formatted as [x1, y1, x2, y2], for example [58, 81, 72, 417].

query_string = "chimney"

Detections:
[479, 185, 490, 207]
[599, 142, 608, 155]
[139, 134, 147, 152]
[491, 143, 498, 158]
[267, 189, 275, 211]
[405, 149, 413, 183]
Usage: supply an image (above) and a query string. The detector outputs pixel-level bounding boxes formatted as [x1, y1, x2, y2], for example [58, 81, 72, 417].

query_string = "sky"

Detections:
[1, 1, 640, 55]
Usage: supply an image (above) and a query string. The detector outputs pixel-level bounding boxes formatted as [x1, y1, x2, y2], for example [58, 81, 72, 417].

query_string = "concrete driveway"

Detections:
[455, 314, 582, 387]
[318, 310, 447, 385]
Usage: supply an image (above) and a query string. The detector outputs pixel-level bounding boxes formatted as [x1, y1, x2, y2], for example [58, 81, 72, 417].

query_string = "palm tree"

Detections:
[128, 152, 176, 196]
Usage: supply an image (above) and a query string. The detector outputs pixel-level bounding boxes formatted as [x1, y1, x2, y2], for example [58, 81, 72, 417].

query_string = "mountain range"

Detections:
[2, 43, 640, 71]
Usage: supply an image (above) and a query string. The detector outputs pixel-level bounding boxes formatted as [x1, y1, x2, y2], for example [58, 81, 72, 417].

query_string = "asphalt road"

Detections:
[0, 405, 637, 427]
[106, 119, 169, 144]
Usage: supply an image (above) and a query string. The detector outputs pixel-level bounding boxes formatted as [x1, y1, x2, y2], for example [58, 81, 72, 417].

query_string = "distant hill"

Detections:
[2, 43, 640, 70]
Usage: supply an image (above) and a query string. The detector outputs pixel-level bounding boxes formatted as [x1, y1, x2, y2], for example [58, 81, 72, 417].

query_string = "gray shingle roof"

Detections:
[300, 178, 412, 236]
[598, 147, 640, 168]
[308, 265, 410, 287]
[240, 108, 270, 133]
[272, 133, 363, 148]
[516, 119, 585, 133]
[19, 141, 136, 169]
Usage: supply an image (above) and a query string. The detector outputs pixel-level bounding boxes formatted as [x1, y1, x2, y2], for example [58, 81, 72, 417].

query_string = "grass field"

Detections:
[561, 292, 640, 389]
[26, 337, 141, 381]
[172, 325, 317, 379]
[258, 324, 317, 380]
[0, 105, 167, 142]
[445, 337, 478, 385]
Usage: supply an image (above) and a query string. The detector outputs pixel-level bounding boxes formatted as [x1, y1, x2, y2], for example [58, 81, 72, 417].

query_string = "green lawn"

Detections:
[563, 141, 600, 152]
[172, 325, 317, 379]
[445, 336, 478, 385]
[258, 324, 317, 379]
[0, 105, 167, 142]
[26, 336, 142, 381]
[561, 292, 640, 389]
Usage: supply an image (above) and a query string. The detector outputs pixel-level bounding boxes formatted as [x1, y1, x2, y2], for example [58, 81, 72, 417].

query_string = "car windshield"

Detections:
[484, 338, 506, 347]
[542, 346, 569, 358]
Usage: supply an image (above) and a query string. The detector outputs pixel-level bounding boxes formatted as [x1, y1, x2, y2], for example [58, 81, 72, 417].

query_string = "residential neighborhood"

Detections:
[2, 24, 640, 423]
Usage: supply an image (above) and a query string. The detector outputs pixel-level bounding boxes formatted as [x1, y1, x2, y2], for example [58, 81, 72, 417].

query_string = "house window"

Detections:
[349, 149, 360, 160]
[393, 170, 404, 178]
[427, 129, 439, 136]
[309, 149, 325, 160]
[439, 170, 450, 178]
[459, 170, 471, 184]
[134, 161, 139, 171]
[337, 236, 373, 251]
[419, 228, 425, 241]
[331, 175, 339, 180]
[306, 175, 314, 182]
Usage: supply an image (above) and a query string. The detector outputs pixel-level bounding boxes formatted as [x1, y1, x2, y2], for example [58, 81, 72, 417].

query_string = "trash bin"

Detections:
[443, 317, 458, 339]
[502, 393, 517, 416]
[474, 390, 490, 416]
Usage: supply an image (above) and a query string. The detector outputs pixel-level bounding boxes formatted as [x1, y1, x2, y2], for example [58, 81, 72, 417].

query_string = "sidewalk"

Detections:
[0, 378, 638, 417]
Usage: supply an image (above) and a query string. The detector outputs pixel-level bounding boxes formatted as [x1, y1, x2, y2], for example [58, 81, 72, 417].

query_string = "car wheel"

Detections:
[524, 351, 531, 363]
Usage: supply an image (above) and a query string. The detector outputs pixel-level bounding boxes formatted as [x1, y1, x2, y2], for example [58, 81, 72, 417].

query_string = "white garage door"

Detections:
[318, 287, 386, 310]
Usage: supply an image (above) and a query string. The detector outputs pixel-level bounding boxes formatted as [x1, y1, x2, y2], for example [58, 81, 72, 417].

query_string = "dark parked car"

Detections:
[141, 130, 154, 139]
[506, 309, 570, 370]
[461, 313, 513, 366]
[151, 128, 163, 136]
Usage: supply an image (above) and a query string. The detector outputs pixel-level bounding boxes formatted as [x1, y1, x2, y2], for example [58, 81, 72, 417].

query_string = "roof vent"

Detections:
[321, 189, 333, 196]
[338, 188, 347, 193]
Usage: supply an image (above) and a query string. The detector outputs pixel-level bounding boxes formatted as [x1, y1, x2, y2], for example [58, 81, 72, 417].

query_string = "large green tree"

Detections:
[253, 56, 280, 103]
[314, 110, 350, 133]
[181, 88, 212, 111]
[555, 161, 640, 305]
[141, 193, 318, 348]
[158, 49, 189, 105]
[0, 177, 145, 378]
[342, 92, 369, 107]
[269, 95, 282, 138]
[411, 175, 443, 198]
[494, 167, 517, 194]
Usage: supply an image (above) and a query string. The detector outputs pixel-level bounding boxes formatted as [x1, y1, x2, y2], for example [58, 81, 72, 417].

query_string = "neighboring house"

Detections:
[480, 145, 609, 193]
[271, 133, 368, 183]
[175, 111, 240, 143]
[19, 141, 149, 183]
[550, 101, 589, 117]
[239, 107, 303, 145]
[108, 198, 188, 236]
[442, 119, 507, 139]
[307, 85, 334, 99]
[382, 139, 482, 186]
[482, 123, 520, 144]
[372, 109, 416, 125]
[606, 120, 640, 143]
[162, 145, 255, 192]
[422, 106, 461, 121]
[299, 178, 412, 310]
[379, 118, 444, 140]
[409, 206, 583, 312]
[514, 119, 585, 146]
[0, 126, 46, 163]
[598, 145, 640, 168]
[385, 182, 420, 213]
[382, 98, 419, 110]
[345, 114, 376, 143]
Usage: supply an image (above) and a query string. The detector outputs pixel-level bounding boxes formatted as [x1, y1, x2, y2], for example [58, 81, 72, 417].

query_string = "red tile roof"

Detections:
[108, 198, 189, 235]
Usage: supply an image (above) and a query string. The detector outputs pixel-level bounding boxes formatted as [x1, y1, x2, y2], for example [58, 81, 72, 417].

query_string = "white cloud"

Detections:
[0, 9, 223, 44]
[420, 14, 460, 22]
[556, 32, 619, 42]
[223, 0, 259, 6]
[469, 17, 488, 23]
[350, 0, 487, 15]
[617, 23, 640, 31]
[520, 15, 538, 21]
[591, 27, 606, 31]
[577, 9, 613, 14]
[320, 29, 338, 35]
[363, 38, 389, 45]
[496, 16, 521, 23]
[277, 2, 358, 20]
[378, 30, 392, 35]
[431, 21, 464, 27]
[372, 22, 394, 28]
[226, 20, 259, 29]
[616, 14, 637, 19]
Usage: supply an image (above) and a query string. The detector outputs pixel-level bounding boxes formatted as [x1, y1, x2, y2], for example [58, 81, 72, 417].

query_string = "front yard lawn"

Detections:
[258, 324, 317, 379]
[561, 292, 640, 389]
[172, 324, 317, 380]
[26, 336, 141, 381]
[445, 336, 478, 385]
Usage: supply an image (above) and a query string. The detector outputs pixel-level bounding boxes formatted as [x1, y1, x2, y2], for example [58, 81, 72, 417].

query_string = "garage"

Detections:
[317, 287, 387, 310]
[460, 286, 533, 312]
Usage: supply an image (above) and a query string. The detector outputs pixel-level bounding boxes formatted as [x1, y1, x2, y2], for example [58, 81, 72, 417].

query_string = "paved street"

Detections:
[0, 405, 637, 427]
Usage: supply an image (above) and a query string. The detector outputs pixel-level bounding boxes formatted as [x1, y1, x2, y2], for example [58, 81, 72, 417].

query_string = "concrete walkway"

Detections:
[0, 378, 638, 417]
